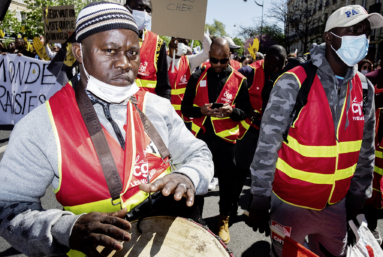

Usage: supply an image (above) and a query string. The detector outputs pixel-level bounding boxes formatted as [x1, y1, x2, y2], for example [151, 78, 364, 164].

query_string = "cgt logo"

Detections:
[133, 155, 149, 178]
[352, 97, 364, 121]
[139, 61, 148, 74]
[179, 75, 188, 85]
[223, 90, 233, 100]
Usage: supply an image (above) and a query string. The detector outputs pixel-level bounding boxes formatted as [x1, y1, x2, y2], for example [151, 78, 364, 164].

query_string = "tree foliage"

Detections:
[267, 0, 324, 53]
[159, 36, 171, 46]
[0, 10, 22, 34]
[205, 19, 227, 37]
[236, 20, 285, 53]
[232, 37, 244, 56]
[22, 0, 88, 38]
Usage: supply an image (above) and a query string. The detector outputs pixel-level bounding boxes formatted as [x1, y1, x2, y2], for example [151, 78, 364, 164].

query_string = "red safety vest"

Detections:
[248, 60, 265, 114]
[46, 83, 171, 257]
[230, 59, 242, 70]
[273, 66, 365, 210]
[366, 108, 383, 209]
[201, 61, 210, 69]
[169, 56, 191, 117]
[190, 67, 246, 143]
[136, 29, 160, 94]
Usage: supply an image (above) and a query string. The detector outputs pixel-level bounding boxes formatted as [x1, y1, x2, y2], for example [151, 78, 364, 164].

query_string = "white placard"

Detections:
[0, 54, 63, 124]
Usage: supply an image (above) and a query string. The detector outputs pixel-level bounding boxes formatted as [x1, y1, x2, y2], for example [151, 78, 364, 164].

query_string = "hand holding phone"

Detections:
[211, 103, 224, 109]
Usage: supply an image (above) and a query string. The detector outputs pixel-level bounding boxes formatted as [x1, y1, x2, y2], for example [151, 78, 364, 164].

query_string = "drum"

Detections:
[97, 216, 234, 257]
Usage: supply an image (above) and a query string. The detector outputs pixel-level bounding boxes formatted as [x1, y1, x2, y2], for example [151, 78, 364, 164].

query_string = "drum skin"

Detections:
[97, 216, 232, 257]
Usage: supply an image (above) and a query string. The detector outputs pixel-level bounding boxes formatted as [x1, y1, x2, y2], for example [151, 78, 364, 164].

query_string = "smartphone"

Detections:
[211, 103, 224, 109]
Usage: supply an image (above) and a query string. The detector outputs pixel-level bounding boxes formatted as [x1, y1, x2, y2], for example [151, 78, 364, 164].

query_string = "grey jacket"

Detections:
[250, 43, 375, 211]
[0, 90, 213, 256]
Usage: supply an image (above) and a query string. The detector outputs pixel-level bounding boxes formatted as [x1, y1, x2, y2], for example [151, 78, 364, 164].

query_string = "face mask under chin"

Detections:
[80, 43, 139, 103]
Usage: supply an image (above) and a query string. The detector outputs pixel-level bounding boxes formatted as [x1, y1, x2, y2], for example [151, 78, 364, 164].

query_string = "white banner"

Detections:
[0, 54, 63, 125]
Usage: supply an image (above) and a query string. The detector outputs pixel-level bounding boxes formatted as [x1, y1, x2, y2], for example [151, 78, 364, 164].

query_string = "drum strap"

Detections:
[75, 80, 123, 202]
[130, 96, 171, 160]
[75, 80, 172, 203]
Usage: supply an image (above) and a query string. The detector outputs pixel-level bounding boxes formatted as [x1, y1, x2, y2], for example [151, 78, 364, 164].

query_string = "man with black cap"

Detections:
[124, 0, 171, 100]
[224, 36, 242, 70]
[0, 2, 213, 256]
[247, 5, 383, 256]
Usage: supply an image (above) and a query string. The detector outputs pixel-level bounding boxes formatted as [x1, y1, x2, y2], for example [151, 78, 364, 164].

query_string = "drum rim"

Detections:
[130, 216, 235, 257]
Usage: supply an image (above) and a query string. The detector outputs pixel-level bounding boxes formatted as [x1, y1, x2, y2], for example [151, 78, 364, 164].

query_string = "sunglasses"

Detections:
[210, 57, 230, 64]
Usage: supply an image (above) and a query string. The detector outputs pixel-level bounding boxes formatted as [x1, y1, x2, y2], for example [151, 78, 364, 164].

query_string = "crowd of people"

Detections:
[1, 1, 383, 257]
[0, 35, 62, 58]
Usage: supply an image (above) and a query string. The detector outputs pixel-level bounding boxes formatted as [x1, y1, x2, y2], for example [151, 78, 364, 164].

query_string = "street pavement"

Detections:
[0, 127, 382, 257]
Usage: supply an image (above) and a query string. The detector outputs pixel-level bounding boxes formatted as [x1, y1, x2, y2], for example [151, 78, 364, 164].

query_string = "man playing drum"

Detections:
[0, 2, 213, 257]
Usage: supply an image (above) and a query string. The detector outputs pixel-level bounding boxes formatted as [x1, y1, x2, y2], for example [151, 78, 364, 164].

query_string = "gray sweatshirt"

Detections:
[0, 89, 213, 256]
[250, 43, 375, 210]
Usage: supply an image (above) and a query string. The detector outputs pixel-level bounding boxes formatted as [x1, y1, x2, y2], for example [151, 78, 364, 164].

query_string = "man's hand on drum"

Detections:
[69, 208, 131, 257]
[139, 173, 196, 207]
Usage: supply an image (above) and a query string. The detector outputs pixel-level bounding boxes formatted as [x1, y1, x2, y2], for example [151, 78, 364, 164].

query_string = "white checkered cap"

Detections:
[75, 1, 138, 42]
[325, 5, 383, 32]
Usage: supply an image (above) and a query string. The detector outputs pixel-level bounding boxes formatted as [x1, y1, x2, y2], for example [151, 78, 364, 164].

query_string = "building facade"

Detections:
[8, 0, 28, 22]
[287, 0, 383, 63]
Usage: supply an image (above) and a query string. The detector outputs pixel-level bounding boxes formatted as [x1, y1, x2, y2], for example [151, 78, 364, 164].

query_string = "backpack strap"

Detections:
[357, 71, 369, 115]
[282, 60, 317, 143]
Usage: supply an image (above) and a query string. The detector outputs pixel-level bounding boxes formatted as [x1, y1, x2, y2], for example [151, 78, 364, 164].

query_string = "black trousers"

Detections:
[198, 137, 236, 216]
[362, 204, 380, 231]
[233, 127, 260, 209]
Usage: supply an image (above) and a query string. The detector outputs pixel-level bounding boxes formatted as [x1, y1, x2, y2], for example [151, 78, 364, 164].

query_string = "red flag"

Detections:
[282, 236, 319, 257]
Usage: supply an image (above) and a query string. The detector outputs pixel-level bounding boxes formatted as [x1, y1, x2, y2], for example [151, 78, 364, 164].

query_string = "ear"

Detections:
[323, 32, 332, 46]
[72, 42, 83, 64]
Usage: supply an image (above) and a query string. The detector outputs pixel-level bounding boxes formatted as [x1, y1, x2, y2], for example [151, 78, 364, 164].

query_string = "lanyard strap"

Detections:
[130, 96, 172, 161]
[75, 80, 123, 203]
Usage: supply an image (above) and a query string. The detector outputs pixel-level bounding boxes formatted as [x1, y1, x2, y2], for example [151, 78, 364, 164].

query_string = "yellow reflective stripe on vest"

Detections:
[211, 117, 239, 142]
[171, 88, 186, 95]
[285, 136, 336, 157]
[338, 140, 363, 153]
[376, 150, 383, 159]
[64, 167, 172, 215]
[285, 136, 362, 158]
[374, 165, 383, 176]
[46, 101, 63, 194]
[136, 78, 157, 89]
[172, 104, 181, 111]
[240, 119, 251, 130]
[276, 158, 356, 185]
[192, 121, 202, 134]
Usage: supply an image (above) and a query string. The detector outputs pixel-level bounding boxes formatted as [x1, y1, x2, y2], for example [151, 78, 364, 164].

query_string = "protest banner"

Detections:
[151, 0, 208, 41]
[42, 5, 76, 44]
[0, 54, 63, 125]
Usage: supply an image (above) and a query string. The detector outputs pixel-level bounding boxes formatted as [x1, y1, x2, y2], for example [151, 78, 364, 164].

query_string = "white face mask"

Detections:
[80, 44, 139, 104]
[132, 10, 152, 31]
[330, 32, 369, 67]
[230, 54, 235, 59]
[361, 69, 369, 75]
[176, 43, 188, 57]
